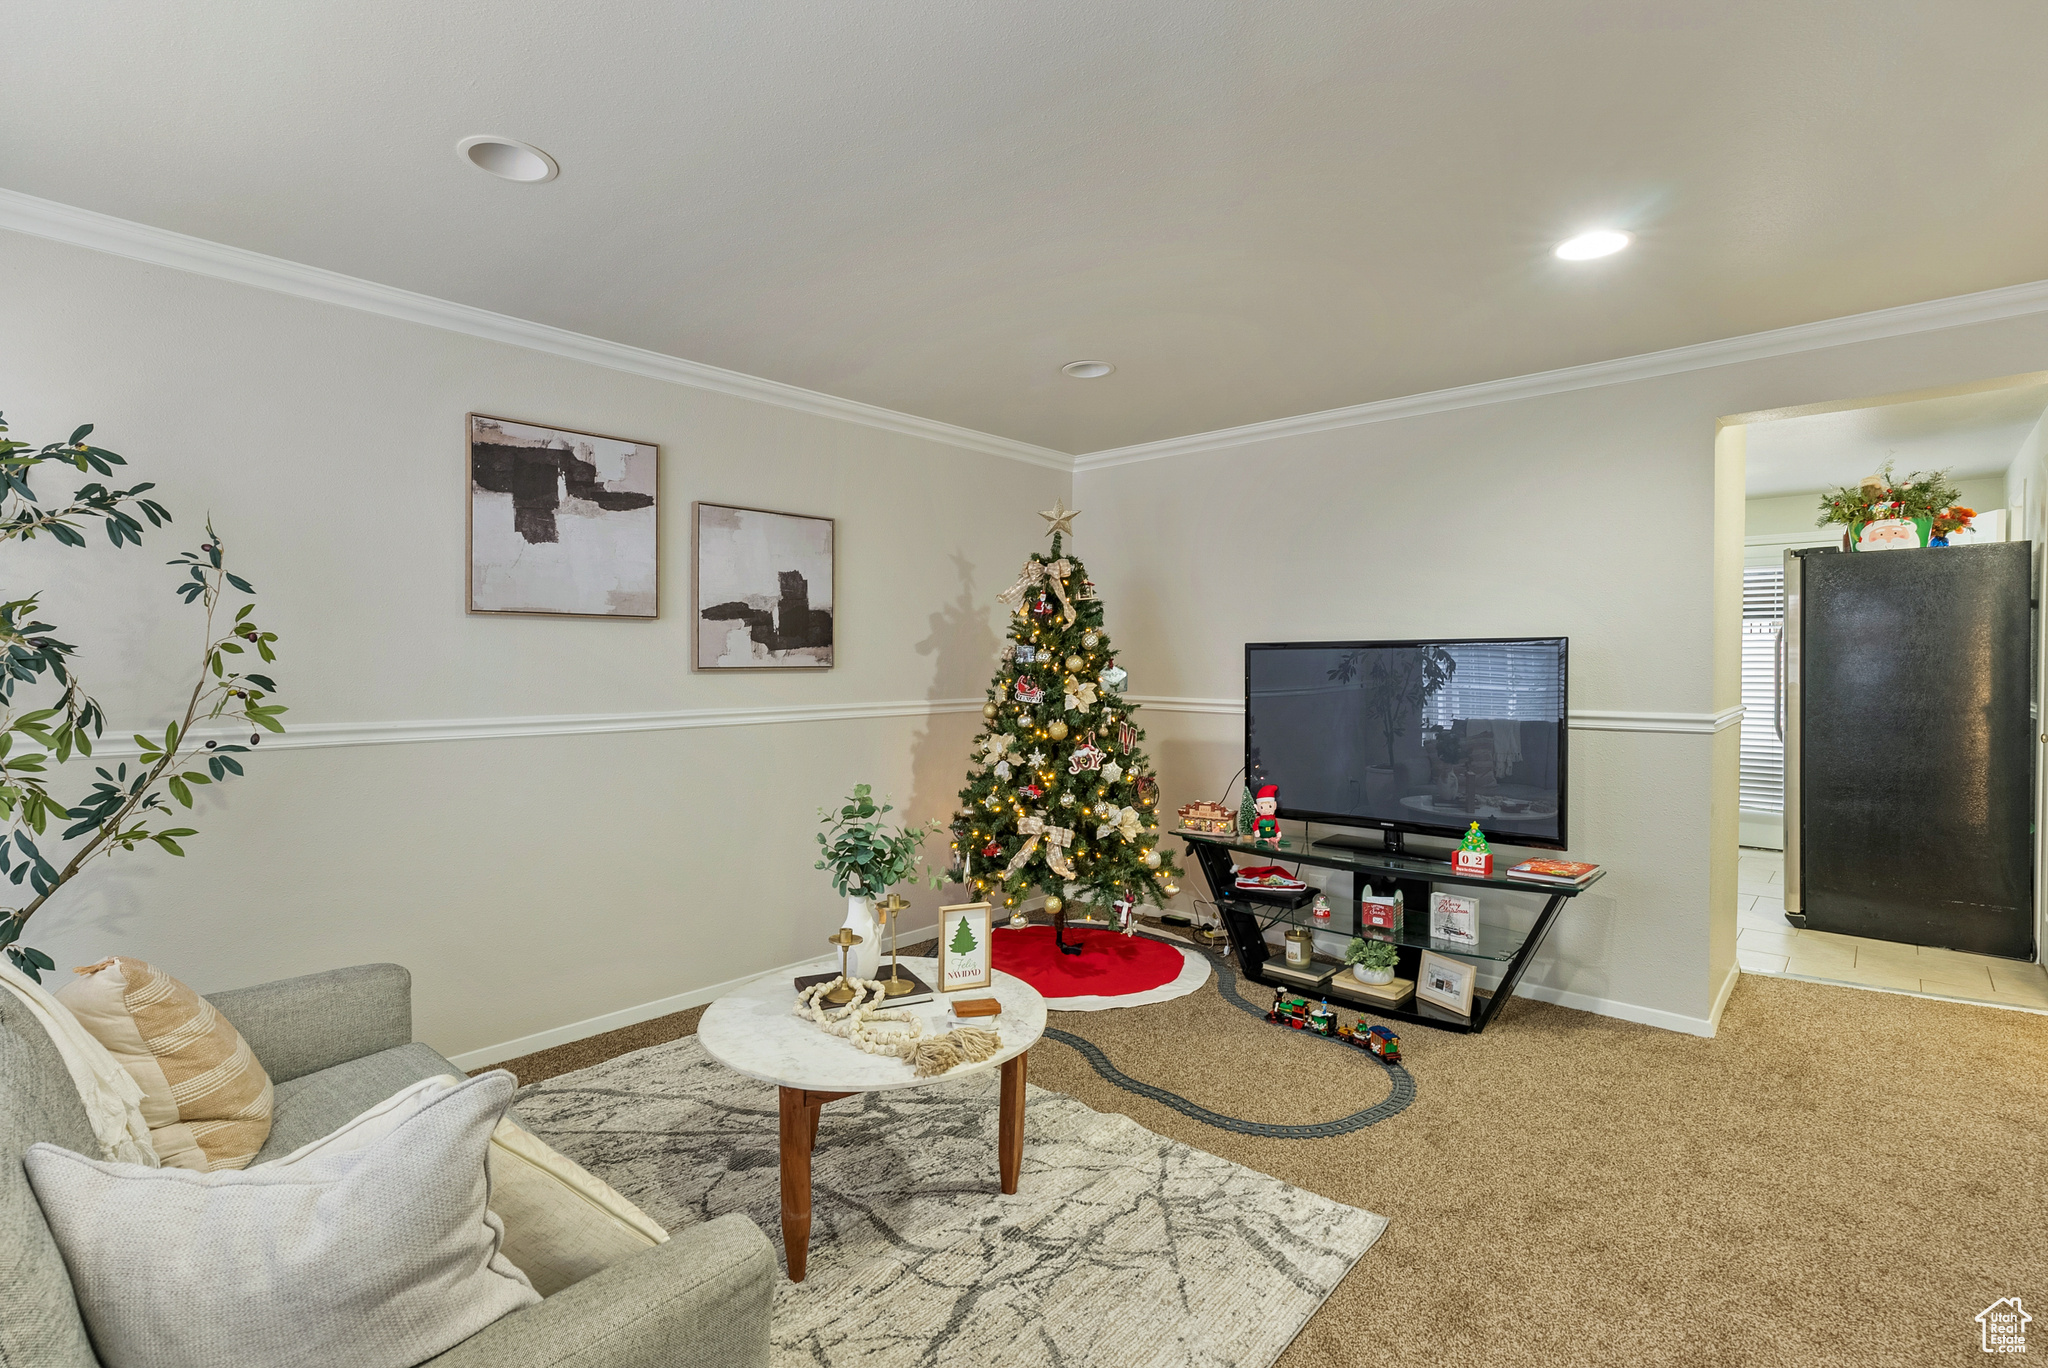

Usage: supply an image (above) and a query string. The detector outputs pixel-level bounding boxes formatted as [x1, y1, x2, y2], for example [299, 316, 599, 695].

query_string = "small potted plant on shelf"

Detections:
[816, 784, 940, 979]
[1345, 937, 1400, 986]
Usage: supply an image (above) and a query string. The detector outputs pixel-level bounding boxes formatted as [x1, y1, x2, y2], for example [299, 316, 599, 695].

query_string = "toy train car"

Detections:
[1265, 991, 1342, 1039]
[1337, 1021, 1402, 1064]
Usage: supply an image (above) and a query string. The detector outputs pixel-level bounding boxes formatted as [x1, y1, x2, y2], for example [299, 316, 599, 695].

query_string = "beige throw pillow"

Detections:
[267, 1073, 667, 1295]
[56, 956, 273, 1171]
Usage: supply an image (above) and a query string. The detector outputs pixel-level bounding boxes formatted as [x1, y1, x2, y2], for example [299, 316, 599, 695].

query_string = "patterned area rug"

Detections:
[514, 1036, 1386, 1368]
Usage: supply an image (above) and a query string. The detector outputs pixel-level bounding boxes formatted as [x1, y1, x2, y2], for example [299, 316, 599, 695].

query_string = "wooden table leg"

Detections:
[999, 1050, 1027, 1194]
[777, 1087, 814, 1282]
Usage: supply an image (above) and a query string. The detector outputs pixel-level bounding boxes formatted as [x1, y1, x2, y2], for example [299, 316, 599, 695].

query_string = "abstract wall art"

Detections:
[693, 502, 834, 669]
[467, 414, 658, 618]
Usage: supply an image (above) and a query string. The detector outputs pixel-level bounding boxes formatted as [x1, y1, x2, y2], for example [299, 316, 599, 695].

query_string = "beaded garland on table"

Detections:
[793, 976, 1005, 1077]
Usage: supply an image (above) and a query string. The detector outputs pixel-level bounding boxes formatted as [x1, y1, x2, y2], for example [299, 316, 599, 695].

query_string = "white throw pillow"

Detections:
[25, 1071, 539, 1368]
[268, 1072, 668, 1296]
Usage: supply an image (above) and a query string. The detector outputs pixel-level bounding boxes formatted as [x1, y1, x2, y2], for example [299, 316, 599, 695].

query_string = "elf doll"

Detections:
[1252, 784, 1282, 846]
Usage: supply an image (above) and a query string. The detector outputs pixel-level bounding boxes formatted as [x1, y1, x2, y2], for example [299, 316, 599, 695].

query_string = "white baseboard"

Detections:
[1706, 959, 1742, 1034]
[448, 921, 940, 1070]
[1502, 978, 1724, 1038]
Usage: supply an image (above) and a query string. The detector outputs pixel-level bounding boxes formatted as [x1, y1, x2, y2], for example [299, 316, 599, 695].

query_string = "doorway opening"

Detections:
[1720, 374, 2048, 1012]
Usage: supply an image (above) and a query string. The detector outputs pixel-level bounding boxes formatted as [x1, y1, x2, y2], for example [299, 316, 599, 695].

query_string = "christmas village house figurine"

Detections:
[951, 501, 1181, 958]
[1177, 799, 1236, 835]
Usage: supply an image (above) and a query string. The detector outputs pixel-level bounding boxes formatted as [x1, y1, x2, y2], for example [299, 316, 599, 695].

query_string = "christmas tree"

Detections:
[951, 501, 1181, 941]
[949, 913, 979, 956]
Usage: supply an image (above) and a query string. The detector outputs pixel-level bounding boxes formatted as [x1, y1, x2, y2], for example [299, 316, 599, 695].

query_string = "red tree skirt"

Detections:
[991, 925, 1186, 1001]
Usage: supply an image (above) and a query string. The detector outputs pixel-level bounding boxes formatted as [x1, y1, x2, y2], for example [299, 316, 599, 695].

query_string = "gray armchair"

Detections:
[1, 964, 774, 1368]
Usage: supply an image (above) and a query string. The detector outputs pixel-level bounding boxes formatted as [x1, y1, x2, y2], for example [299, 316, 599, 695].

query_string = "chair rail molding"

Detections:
[1126, 696, 1743, 734]
[0, 189, 1070, 471]
[83, 697, 987, 758]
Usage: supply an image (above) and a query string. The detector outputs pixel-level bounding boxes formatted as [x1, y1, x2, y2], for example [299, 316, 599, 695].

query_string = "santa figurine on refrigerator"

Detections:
[1252, 784, 1282, 846]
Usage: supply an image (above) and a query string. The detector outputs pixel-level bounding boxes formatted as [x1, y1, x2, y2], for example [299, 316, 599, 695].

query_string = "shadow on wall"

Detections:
[908, 551, 999, 916]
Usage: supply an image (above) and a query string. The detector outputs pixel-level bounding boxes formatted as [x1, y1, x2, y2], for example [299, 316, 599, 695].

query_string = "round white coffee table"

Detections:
[697, 955, 1047, 1281]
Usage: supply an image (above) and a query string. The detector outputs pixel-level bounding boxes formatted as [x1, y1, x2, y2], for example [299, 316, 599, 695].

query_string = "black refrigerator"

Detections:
[1783, 541, 2035, 958]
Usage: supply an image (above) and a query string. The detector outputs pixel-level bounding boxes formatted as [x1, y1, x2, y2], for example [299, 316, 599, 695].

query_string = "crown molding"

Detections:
[0, 189, 1074, 472]
[83, 697, 985, 758]
[1074, 279, 2048, 471]
[1127, 696, 1743, 734]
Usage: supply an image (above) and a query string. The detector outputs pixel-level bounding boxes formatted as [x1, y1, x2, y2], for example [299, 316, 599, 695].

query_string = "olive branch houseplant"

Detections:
[0, 411, 286, 980]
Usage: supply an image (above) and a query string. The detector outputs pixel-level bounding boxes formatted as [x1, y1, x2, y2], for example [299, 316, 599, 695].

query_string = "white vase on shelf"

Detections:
[1353, 964, 1396, 986]
[841, 896, 881, 979]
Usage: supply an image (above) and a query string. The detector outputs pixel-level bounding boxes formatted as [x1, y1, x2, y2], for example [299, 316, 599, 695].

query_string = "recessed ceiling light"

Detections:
[457, 135, 559, 183]
[1061, 360, 1114, 379]
[1555, 229, 1631, 261]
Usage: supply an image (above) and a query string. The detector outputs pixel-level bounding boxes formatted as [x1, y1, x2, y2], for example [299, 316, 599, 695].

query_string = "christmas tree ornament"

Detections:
[1143, 848, 1161, 869]
[1099, 665, 1129, 695]
[1014, 677, 1045, 704]
[1117, 721, 1138, 754]
[1014, 644, 1038, 664]
[1065, 654, 1085, 672]
[982, 702, 998, 719]
[1043, 894, 1063, 914]
[1069, 739, 1107, 773]
[1137, 776, 1159, 806]
[1037, 498, 1082, 538]
[1063, 679, 1098, 712]
[1046, 719, 1069, 741]
[1083, 632, 1100, 648]
[1021, 782, 1044, 800]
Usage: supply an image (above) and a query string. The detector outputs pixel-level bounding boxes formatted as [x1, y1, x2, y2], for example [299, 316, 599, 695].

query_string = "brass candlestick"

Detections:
[824, 928, 863, 1004]
[875, 894, 914, 996]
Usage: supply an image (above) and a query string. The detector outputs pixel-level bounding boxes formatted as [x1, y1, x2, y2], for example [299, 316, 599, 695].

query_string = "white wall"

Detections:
[0, 230, 1067, 1062]
[1076, 311, 2048, 1033]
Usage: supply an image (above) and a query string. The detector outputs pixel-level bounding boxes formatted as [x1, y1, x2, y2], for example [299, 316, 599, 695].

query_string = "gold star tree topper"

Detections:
[1038, 498, 1080, 539]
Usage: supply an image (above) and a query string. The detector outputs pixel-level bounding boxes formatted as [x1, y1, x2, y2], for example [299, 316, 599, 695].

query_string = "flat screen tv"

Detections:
[1245, 638, 1568, 850]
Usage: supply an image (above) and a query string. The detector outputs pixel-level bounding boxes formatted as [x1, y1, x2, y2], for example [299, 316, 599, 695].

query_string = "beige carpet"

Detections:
[490, 955, 2048, 1367]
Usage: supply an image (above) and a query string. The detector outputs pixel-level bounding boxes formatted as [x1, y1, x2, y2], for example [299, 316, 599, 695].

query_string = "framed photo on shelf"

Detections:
[1416, 950, 1476, 1017]
[692, 502, 835, 670]
[937, 902, 993, 992]
[467, 414, 658, 619]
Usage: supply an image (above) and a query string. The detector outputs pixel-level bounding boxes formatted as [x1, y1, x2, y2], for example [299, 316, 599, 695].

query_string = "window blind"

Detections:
[1423, 643, 1564, 726]
[1739, 567, 1785, 815]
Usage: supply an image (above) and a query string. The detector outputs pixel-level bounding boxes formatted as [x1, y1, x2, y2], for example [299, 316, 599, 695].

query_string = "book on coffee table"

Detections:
[795, 965, 935, 1007]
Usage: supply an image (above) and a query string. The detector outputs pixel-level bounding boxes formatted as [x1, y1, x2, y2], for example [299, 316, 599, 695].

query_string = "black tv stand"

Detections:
[1177, 827, 1604, 1034]
[1313, 828, 1412, 857]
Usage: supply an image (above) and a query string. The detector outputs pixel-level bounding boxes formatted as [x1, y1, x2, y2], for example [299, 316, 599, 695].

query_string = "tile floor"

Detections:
[1737, 847, 2048, 1013]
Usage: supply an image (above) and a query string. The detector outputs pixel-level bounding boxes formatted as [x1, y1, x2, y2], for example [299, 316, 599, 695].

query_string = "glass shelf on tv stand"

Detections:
[1246, 899, 1532, 963]
[1175, 827, 1605, 899]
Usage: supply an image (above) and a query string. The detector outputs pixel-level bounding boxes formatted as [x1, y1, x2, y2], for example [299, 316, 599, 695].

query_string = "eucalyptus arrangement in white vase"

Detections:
[815, 784, 940, 979]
